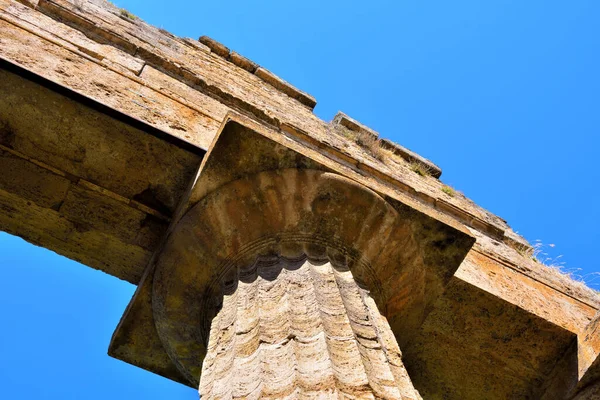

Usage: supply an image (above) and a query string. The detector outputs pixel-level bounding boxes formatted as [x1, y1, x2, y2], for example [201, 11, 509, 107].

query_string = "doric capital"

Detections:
[109, 116, 475, 396]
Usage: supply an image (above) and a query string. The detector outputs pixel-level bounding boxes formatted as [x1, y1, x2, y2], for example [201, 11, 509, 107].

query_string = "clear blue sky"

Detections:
[1, 0, 599, 398]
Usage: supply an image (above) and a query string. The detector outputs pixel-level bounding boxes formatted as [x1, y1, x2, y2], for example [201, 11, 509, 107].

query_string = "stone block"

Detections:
[58, 184, 148, 244]
[229, 51, 258, 73]
[0, 148, 70, 209]
[198, 35, 230, 58]
[255, 67, 317, 109]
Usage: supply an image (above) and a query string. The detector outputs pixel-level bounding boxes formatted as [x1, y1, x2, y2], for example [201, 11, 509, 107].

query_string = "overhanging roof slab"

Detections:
[0, 58, 204, 283]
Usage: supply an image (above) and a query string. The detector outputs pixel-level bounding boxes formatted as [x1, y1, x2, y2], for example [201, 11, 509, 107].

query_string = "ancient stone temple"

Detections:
[1, 0, 599, 398]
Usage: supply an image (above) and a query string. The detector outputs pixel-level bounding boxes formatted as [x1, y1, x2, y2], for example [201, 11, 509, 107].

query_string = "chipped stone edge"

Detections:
[332, 111, 379, 141]
[199, 35, 317, 110]
[331, 111, 442, 179]
[14, 0, 599, 302]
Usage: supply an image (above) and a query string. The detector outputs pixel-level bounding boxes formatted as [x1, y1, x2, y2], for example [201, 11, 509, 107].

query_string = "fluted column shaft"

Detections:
[199, 254, 421, 400]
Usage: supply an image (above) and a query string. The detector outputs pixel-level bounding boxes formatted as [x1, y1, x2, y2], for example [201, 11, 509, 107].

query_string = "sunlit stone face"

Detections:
[199, 253, 421, 400]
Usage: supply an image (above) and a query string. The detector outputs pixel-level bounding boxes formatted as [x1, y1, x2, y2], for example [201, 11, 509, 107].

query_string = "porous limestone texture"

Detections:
[1, 1, 599, 398]
[199, 254, 420, 400]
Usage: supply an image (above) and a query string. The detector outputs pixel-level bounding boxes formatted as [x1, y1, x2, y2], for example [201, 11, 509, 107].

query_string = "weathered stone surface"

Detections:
[0, 50, 202, 283]
[0, 67, 202, 213]
[139, 64, 230, 139]
[403, 278, 576, 399]
[457, 249, 597, 335]
[59, 185, 148, 243]
[151, 167, 473, 385]
[229, 51, 258, 73]
[199, 35, 230, 58]
[1, 1, 599, 398]
[380, 138, 442, 179]
[542, 312, 600, 399]
[0, 0, 554, 258]
[109, 267, 190, 386]
[573, 384, 600, 400]
[332, 111, 380, 141]
[199, 254, 421, 399]
[331, 111, 443, 179]
[0, 2, 220, 147]
[14, 0, 36, 7]
[255, 67, 317, 109]
[111, 118, 474, 395]
[0, 147, 71, 209]
[0, 184, 153, 282]
[579, 314, 600, 381]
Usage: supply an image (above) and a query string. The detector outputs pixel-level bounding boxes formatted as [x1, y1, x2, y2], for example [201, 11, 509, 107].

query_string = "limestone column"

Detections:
[149, 166, 471, 399]
[198, 251, 420, 399]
